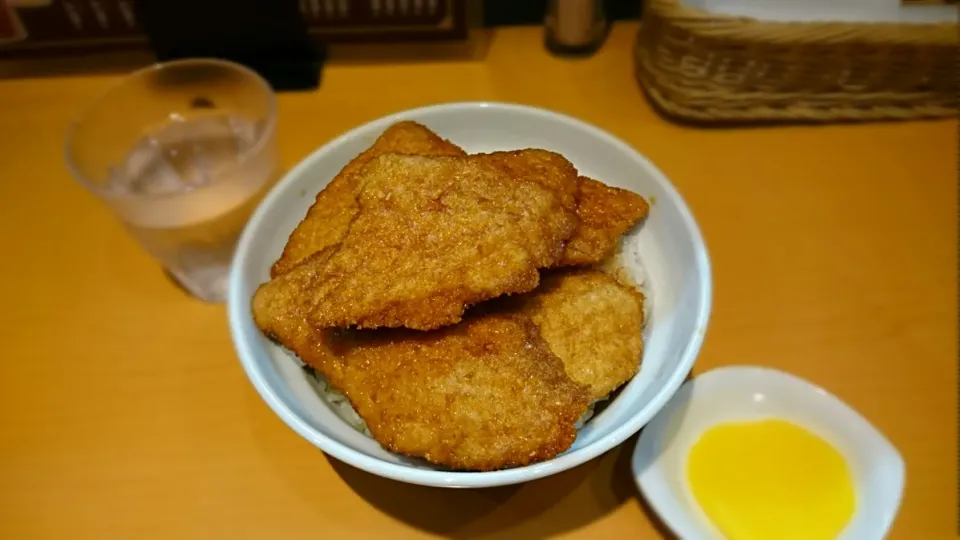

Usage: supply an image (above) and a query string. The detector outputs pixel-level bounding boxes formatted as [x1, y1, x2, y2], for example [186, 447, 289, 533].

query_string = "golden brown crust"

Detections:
[255, 152, 579, 331]
[251, 123, 651, 472]
[478, 149, 580, 216]
[559, 177, 650, 267]
[271, 122, 647, 279]
[511, 269, 645, 400]
[271, 121, 465, 278]
[268, 313, 591, 471]
[252, 247, 336, 337]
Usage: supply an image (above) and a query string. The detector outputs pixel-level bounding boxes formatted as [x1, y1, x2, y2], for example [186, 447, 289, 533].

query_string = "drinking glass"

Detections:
[65, 59, 278, 302]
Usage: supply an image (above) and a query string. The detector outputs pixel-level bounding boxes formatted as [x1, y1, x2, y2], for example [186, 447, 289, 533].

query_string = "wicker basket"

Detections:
[635, 0, 958, 123]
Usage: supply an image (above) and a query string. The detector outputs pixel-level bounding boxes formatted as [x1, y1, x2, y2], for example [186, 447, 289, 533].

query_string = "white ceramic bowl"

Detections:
[228, 102, 712, 488]
[633, 366, 905, 539]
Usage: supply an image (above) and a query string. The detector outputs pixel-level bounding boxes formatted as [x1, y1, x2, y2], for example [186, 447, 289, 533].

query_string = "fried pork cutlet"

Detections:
[270, 121, 465, 278]
[279, 314, 592, 471]
[270, 122, 646, 279]
[559, 177, 650, 267]
[254, 152, 579, 332]
[513, 269, 645, 401]
[479, 149, 580, 215]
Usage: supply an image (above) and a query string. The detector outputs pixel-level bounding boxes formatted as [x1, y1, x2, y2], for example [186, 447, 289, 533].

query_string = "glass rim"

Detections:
[63, 57, 278, 202]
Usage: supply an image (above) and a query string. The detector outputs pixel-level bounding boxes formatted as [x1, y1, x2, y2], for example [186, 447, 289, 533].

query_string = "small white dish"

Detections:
[633, 366, 905, 540]
[229, 102, 712, 488]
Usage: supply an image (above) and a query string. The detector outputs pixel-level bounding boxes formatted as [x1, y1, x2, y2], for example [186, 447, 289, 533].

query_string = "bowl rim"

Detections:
[632, 365, 906, 538]
[228, 101, 714, 488]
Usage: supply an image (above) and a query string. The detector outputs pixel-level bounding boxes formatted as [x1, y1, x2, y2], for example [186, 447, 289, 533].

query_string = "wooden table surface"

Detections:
[0, 22, 955, 540]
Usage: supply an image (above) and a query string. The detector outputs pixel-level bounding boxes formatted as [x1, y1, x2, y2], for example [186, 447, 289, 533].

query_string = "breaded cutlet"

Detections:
[251, 123, 649, 471]
[511, 269, 645, 401]
[473, 150, 648, 267]
[270, 122, 648, 278]
[559, 177, 650, 267]
[286, 315, 590, 471]
[479, 149, 580, 215]
[270, 121, 465, 277]
[254, 152, 579, 332]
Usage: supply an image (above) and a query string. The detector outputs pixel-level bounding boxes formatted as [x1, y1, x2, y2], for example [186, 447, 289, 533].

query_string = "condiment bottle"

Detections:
[544, 0, 608, 56]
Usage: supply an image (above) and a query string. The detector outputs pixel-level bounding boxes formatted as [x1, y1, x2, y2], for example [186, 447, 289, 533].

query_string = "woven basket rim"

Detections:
[647, 0, 959, 46]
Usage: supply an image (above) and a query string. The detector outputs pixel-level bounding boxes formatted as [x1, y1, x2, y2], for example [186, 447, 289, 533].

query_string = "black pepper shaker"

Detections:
[544, 0, 608, 56]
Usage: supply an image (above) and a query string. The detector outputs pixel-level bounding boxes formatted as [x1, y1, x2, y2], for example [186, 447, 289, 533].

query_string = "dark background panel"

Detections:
[483, 0, 642, 27]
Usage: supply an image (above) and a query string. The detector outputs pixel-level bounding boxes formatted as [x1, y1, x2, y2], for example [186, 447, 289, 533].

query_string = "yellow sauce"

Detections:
[686, 419, 856, 540]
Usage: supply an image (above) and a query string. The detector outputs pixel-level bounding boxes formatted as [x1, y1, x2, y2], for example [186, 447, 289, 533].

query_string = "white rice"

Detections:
[303, 367, 372, 435]
[600, 235, 653, 325]
[575, 403, 597, 429]
[303, 234, 652, 436]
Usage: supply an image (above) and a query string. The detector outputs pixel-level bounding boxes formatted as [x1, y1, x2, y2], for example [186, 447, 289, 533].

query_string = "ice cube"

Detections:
[108, 114, 263, 196]
[132, 156, 193, 195]
[228, 115, 261, 154]
[107, 135, 190, 196]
